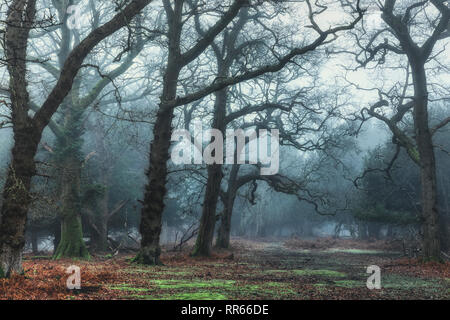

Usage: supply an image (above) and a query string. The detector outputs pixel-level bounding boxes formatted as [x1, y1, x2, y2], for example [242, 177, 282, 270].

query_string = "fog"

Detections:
[0, 0, 448, 269]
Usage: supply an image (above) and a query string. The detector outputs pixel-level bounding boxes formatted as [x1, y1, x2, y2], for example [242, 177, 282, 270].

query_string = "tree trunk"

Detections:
[134, 107, 175, 265]
[52, 220, 61, 254]
[90, 183, 110, 253]
[412, 64, 441, 261]
[216, 165, 239, 249]
[31, 229, 38, 254]
[0, 0, 38, 278]
[53, 157, 89, 259]
[192, 164, 223, 256]
[53, 105, 89, 259]
[0, 132, 39, 276]
[216, 191, 237, 249]
[90, 218, 109, 253]
[192, 88, 228, 257]
[135, 57, 180, 264]
[53, 214, 89, 259]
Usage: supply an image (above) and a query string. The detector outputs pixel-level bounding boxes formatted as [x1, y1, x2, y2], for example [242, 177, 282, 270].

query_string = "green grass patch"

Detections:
[126, 292, 227, 300]
[382, 275, 444, 290]
[149, 279, 235, 290]
[225, 281, 297, 298]
[293, 269, 346, 278]
[313, 283, 327, 287]
[334, 275, 445, 291]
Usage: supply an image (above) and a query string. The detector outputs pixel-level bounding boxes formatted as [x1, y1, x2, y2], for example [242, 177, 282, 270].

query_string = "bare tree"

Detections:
[0, 0, 153, 277]
[352, 0, 450, 261]
[136, 0, 363, 265]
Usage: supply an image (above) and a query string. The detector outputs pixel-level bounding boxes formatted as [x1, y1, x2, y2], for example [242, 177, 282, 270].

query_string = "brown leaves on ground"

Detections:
[382, 258, 450, 279]
[0, 238, 448, 300]
[0, 258, 123, 300]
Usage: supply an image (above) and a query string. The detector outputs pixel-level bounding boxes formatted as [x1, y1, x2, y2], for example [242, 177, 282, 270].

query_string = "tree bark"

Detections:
[376, 1, 448, 261]
[192, 88, 228, 256]
[134, 56, 181, 264]
[0, 0, 152, 277]
[216, 165, 239, 249]
[411, 64, 441, 261]
[0, 132, 39, 276]
[31, 229, 38, 254]
[54, 214, 89, 259]
[53, 152, 89, 259]
[89, 194, 110, 253]
[0, 0, 38, 277]
[52, 104, 89, 259]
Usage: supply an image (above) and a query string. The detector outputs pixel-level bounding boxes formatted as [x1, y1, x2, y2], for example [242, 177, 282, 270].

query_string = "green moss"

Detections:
[169, 292, 227, 300]
[382, 275, 443, 289]
[119, 278, 298, 299]
[126, 292, 228, 300]
[0, 266, 4, 278]
[408, 147, 420, 164]
[149, 279, 235, 289]
[263, 282, 297, 296]
[334, 275, 445, 290]
[293, 269, 346, 278]
[53, 214, 89, 260]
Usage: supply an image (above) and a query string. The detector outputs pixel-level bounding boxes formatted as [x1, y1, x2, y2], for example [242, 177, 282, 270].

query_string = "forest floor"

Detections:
[0, 237, 449, 300]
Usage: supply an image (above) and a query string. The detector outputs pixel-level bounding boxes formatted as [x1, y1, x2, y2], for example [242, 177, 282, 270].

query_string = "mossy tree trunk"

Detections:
[0, 0, 38, 278]
[135, 15, 182, 263]
[134, 106, 176, 265]
[0, 131, 40, 276]
[53, 106, 89, 259]
[1, 0, 151, 276]
[53, 213, 89, 259]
